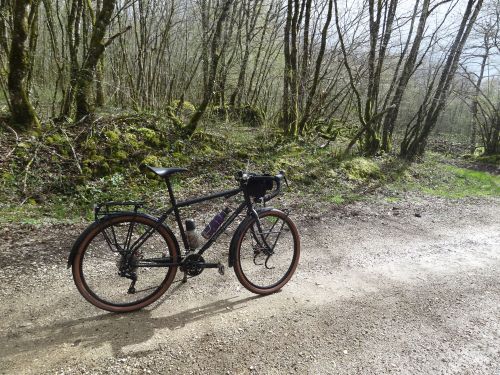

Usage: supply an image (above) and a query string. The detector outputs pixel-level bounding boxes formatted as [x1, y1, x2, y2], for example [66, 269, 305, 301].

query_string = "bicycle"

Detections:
[68, 166, 300, 312]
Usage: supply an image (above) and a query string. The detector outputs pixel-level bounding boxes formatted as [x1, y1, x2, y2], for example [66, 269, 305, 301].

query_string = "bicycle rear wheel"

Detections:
[233, 209, 300, 294]
[72, 214, 179, 312]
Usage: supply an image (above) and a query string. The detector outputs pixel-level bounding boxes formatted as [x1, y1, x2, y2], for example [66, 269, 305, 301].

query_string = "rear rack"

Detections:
[94, 201, 145, 221]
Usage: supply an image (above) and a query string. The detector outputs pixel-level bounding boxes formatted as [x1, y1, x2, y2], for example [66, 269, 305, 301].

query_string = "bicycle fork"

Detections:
[249, 208, 285, 269]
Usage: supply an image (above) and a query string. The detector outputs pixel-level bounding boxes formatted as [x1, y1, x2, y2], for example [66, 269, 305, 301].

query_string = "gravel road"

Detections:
[0, 196, 499, 374]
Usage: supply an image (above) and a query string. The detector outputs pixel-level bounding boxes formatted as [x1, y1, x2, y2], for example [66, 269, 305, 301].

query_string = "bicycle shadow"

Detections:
[156, 294, 261, 329]
[2, 294, 261, 360]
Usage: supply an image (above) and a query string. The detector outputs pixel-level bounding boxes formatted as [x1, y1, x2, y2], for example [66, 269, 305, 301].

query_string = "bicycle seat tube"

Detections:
[164, 177, 189, 250]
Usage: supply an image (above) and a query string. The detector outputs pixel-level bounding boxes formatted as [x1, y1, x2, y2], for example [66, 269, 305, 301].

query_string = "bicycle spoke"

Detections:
[269, 219, 286, 252]
[86, 254, 118, 262]
[235, 211, 299, 293]
[132, 285, 160, 294]
[76, 215, 178, 310]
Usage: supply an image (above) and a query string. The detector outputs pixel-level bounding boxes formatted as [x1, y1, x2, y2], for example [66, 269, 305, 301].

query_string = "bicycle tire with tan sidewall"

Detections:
[72, 214, 179, 313]
[233, 209, 300, 295]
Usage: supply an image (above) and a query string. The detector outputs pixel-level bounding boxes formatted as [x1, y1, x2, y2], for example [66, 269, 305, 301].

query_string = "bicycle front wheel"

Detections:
[72, 214, 179, 312]
[234, 209, 300, 294]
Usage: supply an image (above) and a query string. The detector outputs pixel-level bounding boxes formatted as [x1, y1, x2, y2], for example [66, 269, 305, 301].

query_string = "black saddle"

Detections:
[147, 166, 188, 179]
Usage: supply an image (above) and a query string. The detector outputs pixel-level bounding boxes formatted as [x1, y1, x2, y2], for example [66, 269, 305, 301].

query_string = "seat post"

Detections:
[164, 177, 177, 206]
[164, 177, 189, 250]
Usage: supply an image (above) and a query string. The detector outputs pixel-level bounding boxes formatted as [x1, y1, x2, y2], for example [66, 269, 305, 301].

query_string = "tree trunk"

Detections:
[334, 0, 398, 155]
[381, 0, 429, 152]
[183, 0, 233, 136]
[229, 0, 262, 108]
[200, 0, 210, 95]
[484, 116, 499, 155]
[282, 0, 293, 134]
[0, 0, 9, 57]
[94, 0, 105, 108]
[26, 0, 39, 92]
[61, 0, 83, 118]
[469, 44, 489, 154]
[75, 0, 117, 120]
[8, 0, 40, 131]
[95, 58, 105, 107]
[297, 0, 332, 135]
[400, 0, 483, 160]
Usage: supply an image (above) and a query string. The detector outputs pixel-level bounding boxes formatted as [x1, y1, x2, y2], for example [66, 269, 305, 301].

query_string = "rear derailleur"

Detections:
[117, 253, 139, 294]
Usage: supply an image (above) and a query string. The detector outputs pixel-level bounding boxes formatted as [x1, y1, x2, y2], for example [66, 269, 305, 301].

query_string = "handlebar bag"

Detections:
[246, 176, 274, 198]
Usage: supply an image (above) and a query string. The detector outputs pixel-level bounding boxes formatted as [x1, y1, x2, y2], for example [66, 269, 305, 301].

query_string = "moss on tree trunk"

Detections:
[8, 0, 40, 131]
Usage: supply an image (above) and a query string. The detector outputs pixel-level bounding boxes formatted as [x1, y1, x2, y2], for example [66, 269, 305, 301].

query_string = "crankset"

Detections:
[180, 254, 205, 277]
[180, 254, 225, 283]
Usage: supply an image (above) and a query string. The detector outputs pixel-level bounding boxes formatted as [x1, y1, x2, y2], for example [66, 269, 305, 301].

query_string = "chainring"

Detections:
[180, 254, 205, 277]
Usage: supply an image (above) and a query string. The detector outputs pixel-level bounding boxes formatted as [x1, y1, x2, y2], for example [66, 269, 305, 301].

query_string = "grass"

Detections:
[326, 194, 345, 204]
[386, 153, 500, 199]
[0, 200, 88, 225]
[421, 166, 499, 198]
[474, 154, 500, 165]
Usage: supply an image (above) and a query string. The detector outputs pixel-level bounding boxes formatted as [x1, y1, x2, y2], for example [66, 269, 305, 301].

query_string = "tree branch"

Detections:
[104, 25, 132, 47]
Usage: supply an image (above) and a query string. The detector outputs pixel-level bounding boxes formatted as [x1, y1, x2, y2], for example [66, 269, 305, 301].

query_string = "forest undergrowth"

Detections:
[0, 113, 498, 225]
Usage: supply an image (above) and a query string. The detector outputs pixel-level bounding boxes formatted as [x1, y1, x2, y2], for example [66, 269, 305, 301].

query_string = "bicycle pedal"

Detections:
[218, 263, 225, 276]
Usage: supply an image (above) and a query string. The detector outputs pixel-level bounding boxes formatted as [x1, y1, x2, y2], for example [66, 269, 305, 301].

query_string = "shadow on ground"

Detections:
[2, 295, 260, 359]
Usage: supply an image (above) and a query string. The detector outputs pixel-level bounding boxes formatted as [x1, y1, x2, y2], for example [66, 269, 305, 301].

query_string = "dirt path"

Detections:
[0, 196, 499, 374]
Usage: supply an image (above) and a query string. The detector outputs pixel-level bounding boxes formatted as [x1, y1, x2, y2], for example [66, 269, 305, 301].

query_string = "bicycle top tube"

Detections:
[162, 169, 284, 212]
[175, 187, 242, 209]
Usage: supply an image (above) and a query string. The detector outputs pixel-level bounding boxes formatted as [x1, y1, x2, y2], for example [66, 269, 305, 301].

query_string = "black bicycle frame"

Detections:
[122, 173, 279, 270]
[159, 178, 246, 253]
[128, 177, 253, 265]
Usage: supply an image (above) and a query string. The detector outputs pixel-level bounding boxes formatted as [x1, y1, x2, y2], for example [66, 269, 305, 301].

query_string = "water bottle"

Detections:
[185, 219, 201, 249]
[201, 207, 231, 239]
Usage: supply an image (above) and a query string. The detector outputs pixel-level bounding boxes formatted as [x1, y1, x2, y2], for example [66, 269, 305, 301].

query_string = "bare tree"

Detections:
[75, 0, 123, 119]
[0, 0, 12, 110]
[460, 0, 500, 155]
[282, 0, 337, 138]
[297, 0, 333, 135]
[228, 0, 264, 108]
[0, 0, 490, 153]
[400, 0, 484, 160]
[182, 0, 234, 136]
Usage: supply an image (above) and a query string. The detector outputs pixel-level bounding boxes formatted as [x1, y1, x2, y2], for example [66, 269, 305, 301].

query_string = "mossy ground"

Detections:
[0, 114, 498, 224]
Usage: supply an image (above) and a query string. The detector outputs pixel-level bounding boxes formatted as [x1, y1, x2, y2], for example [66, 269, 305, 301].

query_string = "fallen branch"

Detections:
[22, 143, 41, 195]
[4, 125, 20, 161]
[61, 128, 83, 174]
